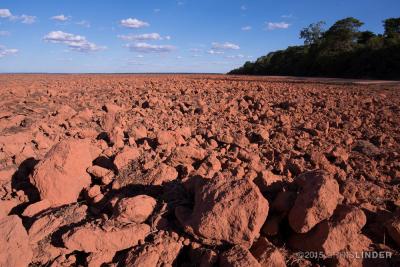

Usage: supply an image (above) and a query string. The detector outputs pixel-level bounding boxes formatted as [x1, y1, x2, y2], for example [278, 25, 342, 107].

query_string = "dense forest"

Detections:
[229, 17, 400, 79]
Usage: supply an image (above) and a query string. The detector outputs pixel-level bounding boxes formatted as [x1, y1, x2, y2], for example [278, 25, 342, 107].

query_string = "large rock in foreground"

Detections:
[289, 205, 371, 257]
[288, 170, 342, 233]
[30, 139, 93, 206]
[176, 173, 269, 248]
[0, 215, 33, 267]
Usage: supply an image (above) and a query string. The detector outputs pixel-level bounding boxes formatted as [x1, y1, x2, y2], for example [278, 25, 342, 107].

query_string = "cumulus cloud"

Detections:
[51, 14, 69, 22]
[20, 15, 36, 24]
[0, 45, 18, 58]
[211, 42, 240, 50]
[0, 9, 12, 18]
[241, 26, 252, 31]
[43, 31, 105, 52]
[120, 18, 149, 28]
[0, 30, 10, 36]
[126, 42, 175, 53]
[266, 22, 290, 30]
[0, 9, 36, 24]
[118, 33, 171, 41]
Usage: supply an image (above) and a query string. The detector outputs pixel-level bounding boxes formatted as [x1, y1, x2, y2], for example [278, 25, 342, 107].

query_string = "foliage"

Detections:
[229, 17, 400, 79]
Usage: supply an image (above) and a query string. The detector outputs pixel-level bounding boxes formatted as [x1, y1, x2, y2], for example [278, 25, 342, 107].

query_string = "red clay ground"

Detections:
[0, 74, 399, 266]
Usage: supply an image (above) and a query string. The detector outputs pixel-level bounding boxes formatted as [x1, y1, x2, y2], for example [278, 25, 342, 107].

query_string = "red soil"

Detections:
[0, 74, 399, 266]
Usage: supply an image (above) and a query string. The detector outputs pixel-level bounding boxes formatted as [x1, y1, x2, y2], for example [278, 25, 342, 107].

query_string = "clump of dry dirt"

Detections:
[0, 74, 400, 266]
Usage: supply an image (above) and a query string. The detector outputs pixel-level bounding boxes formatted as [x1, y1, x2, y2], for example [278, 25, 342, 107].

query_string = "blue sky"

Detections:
[0, 0, 399, 73]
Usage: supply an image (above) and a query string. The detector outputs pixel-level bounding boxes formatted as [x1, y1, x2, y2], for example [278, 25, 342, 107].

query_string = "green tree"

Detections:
[383, 18, 400, 38]
[322, 17, 364, 52]
[300, 21, 326, 45]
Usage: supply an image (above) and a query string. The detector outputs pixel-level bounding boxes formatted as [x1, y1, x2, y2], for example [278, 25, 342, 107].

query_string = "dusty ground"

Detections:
[0, 74, 400, 267]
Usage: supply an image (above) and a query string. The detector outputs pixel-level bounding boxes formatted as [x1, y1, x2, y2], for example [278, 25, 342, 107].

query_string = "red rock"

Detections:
[114, 195, 157, 223]
[22, 199, 51, 217]
[157, 130, 176, 145]
[86, 165, 114, 184]
[0, 166, 16, 182]
[109, 126, 125, 148]
[54, 105, 76, 121]
[0, 198, 20, 219]
[87, 185, 101, 199]
[253, 170, 284, 193]
[30, 139, 93, 207]
[148, 163, 178, 185]
[176, 173, 268, 247]
[62, 222, 150, 254]
[250, 237, 286, 267]
[0, 215, 33, 267]
[288, 170, 342, 233]
[103, 103, 121, 113]
[219, 245, 261, 267]
[124, 231, 183, 266]
[330, 146, 349, 162]
[129, 125, 147, 140]
[169, 145, 206, 167]
[196, 153, 221, 178]
[29, 204, 88, 243]
[113, 146, 140, 171]
[289, 205, 370, 257]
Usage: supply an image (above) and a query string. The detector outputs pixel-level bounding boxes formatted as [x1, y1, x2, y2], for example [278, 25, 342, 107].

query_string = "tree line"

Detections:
[228, 17, 400, 79]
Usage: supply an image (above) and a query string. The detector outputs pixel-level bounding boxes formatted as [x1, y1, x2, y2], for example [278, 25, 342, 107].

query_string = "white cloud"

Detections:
[20, 15, 36, 24]
[0, 45, 18, 58]
[207, 49, 224, 55]
[118, 33, 170, 41]
[0, 30, 10, 36]
[266, 22, 290, 30]
[0, 9, 36, 24]
[211, 42, 240, 50]
[154, 8, 161, 13]
[76, 20, 90, 28]
[126, 42, 175, 53]
[120, 18, 149, 28]
[51, 14, 69, 22]
[241, 26, 252, 31]
[0, 9, 12, 18]
[240, 5, 247, 11]
[43, 31, 106, 52]
[176, 56, 183, 59]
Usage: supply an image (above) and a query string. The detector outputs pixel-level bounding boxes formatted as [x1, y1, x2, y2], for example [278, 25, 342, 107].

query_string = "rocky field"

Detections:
[0, 74, 400, 267]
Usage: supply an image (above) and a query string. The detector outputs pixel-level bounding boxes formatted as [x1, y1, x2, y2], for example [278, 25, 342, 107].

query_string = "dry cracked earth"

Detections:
[0, 74, 400, 267]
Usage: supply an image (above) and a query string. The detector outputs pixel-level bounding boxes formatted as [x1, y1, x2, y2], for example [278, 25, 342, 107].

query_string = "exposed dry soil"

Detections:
[0, 74, 400, 267]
